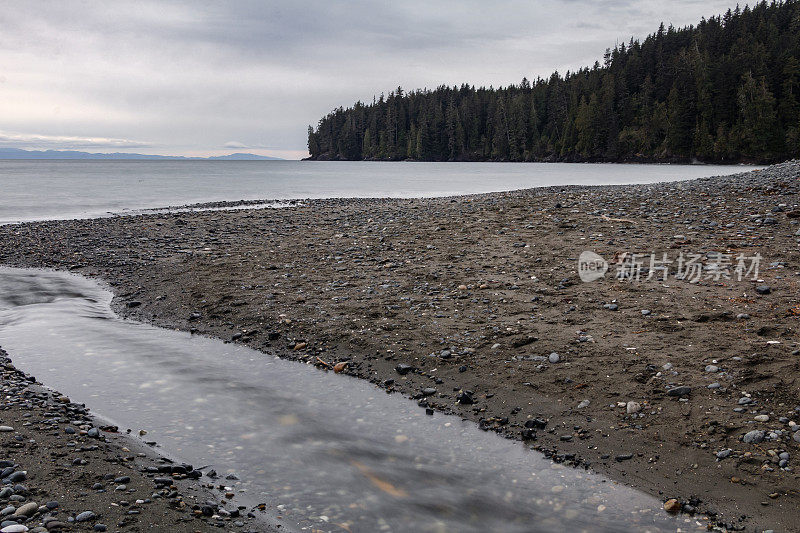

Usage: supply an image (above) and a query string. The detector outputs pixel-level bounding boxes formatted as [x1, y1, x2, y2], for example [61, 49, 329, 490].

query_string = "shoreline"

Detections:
[0, 347, 255, 532]
[1, 160, 799, 531]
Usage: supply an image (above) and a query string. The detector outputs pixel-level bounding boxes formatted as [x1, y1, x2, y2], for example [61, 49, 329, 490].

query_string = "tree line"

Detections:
[307, 1, 800, 163]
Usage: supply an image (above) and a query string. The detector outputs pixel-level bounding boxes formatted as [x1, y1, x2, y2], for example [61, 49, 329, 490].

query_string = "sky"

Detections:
[0, 1, 743, 159]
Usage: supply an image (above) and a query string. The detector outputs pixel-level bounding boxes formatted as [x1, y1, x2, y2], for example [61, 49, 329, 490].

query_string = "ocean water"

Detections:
[0, 159, 760, 225]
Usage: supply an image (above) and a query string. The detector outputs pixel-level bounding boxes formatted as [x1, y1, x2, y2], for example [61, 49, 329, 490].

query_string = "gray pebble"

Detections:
[743, 430, 765, 444]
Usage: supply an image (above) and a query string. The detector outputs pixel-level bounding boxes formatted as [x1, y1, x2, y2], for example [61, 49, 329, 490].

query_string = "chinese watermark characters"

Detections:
[578, 251, 762, 283]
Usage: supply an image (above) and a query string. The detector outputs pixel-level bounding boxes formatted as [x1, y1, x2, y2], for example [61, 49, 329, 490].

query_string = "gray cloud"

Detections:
[0, 1, 741, 158]
[0, 130, 151, 150]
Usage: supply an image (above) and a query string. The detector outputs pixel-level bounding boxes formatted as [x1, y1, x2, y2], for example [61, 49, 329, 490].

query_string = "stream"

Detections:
[0, 267, 685, 532]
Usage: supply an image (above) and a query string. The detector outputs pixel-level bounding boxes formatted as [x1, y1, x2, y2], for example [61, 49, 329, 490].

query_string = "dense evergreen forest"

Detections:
[307, 1, 800, 163]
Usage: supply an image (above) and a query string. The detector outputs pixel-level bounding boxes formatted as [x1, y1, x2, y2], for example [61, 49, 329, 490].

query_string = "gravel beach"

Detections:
[2, 161, 800, 531]
[0, 348, 248, 532]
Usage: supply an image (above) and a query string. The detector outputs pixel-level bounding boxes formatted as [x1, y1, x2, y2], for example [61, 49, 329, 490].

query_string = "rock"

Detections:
[664, 499, 681, 513]
[86, 428, 99, 438]
[738, 396, 753, 405]
[667, 386, 691, 397]
[705, 365, 719, 373]
[716, 449, 732, 459]
[615, 453, 633, 461]
[756, 285, 771, 295]
[626, 401, 641, 414]
[577, 400, 590, 409]
[754, 414, 770, 422]
[743, 430, 766, 444]
[641, 309, 651, 316]
[524, 418, 547, 429]
[395, 364, 413, 375]
[736, 313, 750, 320]
[13, 502, 37, 517]
[1, 525, 29, 533]
[75, 511, 96, 522]
[662, 362, 673, 370]
[6, 473, 25, 483]
[548, 352, 560, 363]
[333, 362, 347, 373]
[456, 391, 474, 405]
[0, 428, 13, 433]
[603, 303, 618, 311]
[93, 526, 107, 532]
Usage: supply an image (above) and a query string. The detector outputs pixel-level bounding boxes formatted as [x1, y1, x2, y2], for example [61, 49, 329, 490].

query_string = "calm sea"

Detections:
[0, 160, 760, 225]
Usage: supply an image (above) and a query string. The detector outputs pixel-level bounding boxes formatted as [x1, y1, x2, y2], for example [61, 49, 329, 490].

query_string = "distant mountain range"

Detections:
[0, 148, 283, 160]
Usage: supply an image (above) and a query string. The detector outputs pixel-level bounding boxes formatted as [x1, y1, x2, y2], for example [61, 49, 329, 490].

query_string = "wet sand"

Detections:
[1, 160, 800, 531]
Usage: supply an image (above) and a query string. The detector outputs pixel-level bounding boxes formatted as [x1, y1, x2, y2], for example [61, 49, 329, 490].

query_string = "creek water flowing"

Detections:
[0, 267, 684, 532]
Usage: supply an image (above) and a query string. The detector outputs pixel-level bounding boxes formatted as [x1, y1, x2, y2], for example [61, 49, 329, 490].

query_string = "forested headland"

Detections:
[307, 1, 800, 163]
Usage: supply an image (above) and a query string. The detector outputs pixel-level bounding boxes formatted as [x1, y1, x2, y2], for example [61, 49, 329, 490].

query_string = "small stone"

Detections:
[6, 473, 25, 483]
[626, 401, 641, 414]
[0, 428, 13, 433]
[641, 309, 651, 316]
[548, 352, 560, 364]
[1, 525, 29, 533]
[395, 364, 413, 376]
[743, 430, 766, 444]
[75, 511, 96, 522]
[716, 449, 732, 459]
[13, 502, 37, 517]
[664, 499, 681, 513]
[93, 526, 107, 532]
[738, 397, 753, 405]
[756, 285, 771, 295]
[603, 303, 618, 311]
[667, 386, 691, 397]
[577, 400, 590, 409]
[456, 391, 474, 405]
[705, 365, 719, 373]
[754, 415, 770, 422]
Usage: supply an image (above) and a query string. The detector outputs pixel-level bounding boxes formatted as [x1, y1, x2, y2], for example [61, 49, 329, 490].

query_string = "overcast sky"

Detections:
[0, 1, 741, 159]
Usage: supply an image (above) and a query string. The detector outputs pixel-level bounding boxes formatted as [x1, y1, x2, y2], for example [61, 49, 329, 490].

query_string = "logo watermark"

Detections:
[577, 251, 763, 283]
[578, 251, 609, 282]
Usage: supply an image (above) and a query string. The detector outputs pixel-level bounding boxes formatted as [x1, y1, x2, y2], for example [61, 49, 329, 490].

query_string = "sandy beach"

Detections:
[2, 160, 800, 531]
